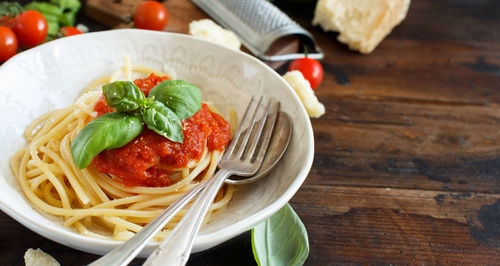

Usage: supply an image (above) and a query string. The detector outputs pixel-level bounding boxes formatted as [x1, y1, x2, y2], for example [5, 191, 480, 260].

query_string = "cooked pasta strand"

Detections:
[10, 63, 234, 241]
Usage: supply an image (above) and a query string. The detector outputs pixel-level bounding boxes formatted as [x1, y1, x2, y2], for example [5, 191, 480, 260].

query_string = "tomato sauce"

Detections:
[91, 74, 231, 187]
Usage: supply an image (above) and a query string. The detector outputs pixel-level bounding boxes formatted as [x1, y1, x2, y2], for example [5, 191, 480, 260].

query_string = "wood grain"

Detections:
[275, 0, 500, 264]
[85, 0, 299, 69]
[2, 0, 500, 264]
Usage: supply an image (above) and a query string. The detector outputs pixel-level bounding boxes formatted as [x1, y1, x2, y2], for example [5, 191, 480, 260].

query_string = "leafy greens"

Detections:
[252, 203, 309, 266]
[71, 79, 201, 169]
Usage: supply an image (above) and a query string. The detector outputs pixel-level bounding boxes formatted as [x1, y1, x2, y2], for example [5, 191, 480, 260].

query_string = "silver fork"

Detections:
[143, 96, 280, 266]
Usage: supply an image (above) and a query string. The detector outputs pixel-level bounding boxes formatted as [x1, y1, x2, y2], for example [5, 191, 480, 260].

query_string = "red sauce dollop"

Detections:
[91, 74, 231, 187]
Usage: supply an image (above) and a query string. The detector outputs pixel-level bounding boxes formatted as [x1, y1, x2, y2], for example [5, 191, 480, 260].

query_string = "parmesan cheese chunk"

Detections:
[283, 71, 325, 118]
[24, 248, 60, 266]
[189, 19, 241, 50]
[313, 0, 411, 54]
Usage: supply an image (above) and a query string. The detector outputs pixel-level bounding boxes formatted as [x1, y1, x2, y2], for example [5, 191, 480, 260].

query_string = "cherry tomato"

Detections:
[12, 10, 48, 47]
[0, 26, 18, 62]
[288, 57, 324, 90]
[134, 1, 168, 31]
[61, 26, 82, 36]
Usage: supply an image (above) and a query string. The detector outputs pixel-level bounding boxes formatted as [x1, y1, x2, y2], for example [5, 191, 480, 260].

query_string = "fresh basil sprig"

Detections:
[71, 79, 201, 169]
[70, 112, 144, 169]
[149, 80, 202, 120]
[142, 100, 184, 143]
[103, 81, 146, 112]
[251, 203, 309, 266]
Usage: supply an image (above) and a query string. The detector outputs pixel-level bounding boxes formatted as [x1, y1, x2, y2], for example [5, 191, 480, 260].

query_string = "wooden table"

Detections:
[2, 0, 500, 264]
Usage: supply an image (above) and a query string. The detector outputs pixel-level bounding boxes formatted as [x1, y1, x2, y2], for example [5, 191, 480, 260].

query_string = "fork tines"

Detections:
[222, 96, 280, 172]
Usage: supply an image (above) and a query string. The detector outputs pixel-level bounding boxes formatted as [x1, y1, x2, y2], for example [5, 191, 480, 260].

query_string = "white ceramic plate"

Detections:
[0, 29, 314, 256]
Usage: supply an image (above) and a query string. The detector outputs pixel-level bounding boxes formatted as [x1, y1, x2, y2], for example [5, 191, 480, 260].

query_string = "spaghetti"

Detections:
[9, 61, 234, 241]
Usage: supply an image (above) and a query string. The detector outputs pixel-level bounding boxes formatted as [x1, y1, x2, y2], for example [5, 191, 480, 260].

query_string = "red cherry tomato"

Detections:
[61, 26, 83, 36]
[0, 26, 17, 62]
[134, 1, 168, 31]
[12, 10, 48, 47]
[288, 57, 324, 90]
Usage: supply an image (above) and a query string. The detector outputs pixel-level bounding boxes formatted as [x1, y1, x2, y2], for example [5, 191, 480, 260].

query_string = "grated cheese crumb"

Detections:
[189, 19, 241, 50]
[283, 71, 325, 118]
[24, 248, 60, 266]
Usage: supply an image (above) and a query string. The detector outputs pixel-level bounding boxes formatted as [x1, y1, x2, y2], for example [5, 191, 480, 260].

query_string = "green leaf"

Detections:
[43, 15, 61, 36]
[51, 0, 81, 12]
[0, 2, 24, 17]
[142, 101, 184, 143]
[24, 2, 62, 16]
[148, 80, 202, 120]
[251, 203, 309, 266]
[70, 112, 144, 169]
[58, 11, 77, 26]
[103, 81, 146, 113]
[70, 78, 201, 167]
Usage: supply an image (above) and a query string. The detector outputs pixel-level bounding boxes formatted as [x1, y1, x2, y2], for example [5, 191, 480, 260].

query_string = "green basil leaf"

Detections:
[70, 112, 144, 169]
[143, 101, 183, 143]
[251, 203, 309, 266]
[103, 81, 146, 112]
[148, 80, 202, 120]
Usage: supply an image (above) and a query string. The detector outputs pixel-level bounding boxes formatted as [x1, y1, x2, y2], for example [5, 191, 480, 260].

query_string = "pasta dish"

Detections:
[9, 59, 235, 241]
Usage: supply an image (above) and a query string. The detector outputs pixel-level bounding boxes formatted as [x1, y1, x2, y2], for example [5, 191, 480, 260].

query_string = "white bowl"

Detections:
[0, 29, 314, 256]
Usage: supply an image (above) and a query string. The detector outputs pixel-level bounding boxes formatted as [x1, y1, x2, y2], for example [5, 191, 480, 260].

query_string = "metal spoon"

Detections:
[89, 111, 292, 266]
[227, 111, 292, 184]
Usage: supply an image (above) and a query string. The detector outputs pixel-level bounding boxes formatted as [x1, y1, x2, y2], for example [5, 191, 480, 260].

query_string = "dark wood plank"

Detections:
[84, 0, 138, 27]
[274, 0, 500, 263]
[0, 210, 255, 265]
[309, 98, 500, 192]
[3, 0, 500, 264]
[292, 186, 500, 264]
[85, 0, 299, 69]
[278, 0, 500, 104]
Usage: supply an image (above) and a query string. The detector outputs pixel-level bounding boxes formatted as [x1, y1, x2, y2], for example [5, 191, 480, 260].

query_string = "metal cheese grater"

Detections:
[191, 0, 323, 61]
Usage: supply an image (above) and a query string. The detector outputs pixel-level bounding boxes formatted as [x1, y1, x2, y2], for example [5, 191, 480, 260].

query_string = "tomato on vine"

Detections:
[12, 10, 48, 47]
[134, 1, 168, 31]
[0, 25, 17, 62]
[288, 56, 324, 90]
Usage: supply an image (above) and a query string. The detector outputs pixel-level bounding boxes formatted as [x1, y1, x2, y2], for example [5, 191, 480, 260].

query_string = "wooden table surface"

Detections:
[2, 0, 500, 264]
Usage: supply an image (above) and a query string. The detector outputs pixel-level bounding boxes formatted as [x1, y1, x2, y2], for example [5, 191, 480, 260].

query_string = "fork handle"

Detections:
[89, 183, 205, 266]
[143, 169, 232, 266]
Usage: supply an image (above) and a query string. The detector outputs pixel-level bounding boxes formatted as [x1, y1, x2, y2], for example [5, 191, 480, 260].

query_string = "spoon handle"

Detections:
[144, 169, 231, 266]
[88, 183, 205, 266]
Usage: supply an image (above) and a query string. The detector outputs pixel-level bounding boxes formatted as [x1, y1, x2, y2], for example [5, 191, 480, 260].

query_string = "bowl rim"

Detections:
[0, 29, 315, 255]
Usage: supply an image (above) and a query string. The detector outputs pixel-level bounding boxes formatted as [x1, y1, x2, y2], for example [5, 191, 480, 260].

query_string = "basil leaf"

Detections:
[70, 112, 144, 169]
[251, 203, 309, 266]
[143, 101, 183, 143]
[148, 80, 202, 120]
[103, 81, 146, 112]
